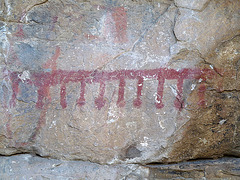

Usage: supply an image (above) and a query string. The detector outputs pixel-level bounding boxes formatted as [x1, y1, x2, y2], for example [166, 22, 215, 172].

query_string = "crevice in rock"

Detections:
[208, 89, 240, 93]
[192, 48, 224, 77]
[221, 172, 240, 178]
[132, 2, 173, 51]
[85, 3, 174, 73]
[1, 151, 240, 171]
[145, 155, 240, 166]
[20, 0, 49, 23]
[19, 0, 48, 22]
[171, 7, 180, 42]
[0, 151, 32, 158]
[0, 19, 29, 24]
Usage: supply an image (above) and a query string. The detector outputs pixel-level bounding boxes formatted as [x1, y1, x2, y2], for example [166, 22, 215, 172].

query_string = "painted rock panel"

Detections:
[0, 0, 239, 164]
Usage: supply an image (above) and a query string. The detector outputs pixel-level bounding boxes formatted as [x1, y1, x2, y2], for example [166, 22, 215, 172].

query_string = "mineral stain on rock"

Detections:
[167, 35, 240, 163]
[125, 145, 142, 159]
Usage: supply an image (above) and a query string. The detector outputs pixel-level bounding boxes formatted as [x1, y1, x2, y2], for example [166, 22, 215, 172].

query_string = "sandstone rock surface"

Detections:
[0, 0, 239, 166]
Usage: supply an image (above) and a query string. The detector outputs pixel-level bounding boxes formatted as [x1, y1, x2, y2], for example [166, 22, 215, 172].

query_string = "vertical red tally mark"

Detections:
[95, 81, 106, 110]
[117, 76, 126, 107]
[198, 84, 206, 107]
[112, 7, 128, 43]
[36, 85, 51, 109]
[60, 82, 67, 109]
[77, 81, 86, 107]
[155, 70, 165, 109]
[196, 68, 217, 107]
[133, 76, 144, 108]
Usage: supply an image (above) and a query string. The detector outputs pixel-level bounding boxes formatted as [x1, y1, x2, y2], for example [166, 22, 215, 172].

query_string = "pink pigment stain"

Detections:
[14, 25, 25, 38]
[43, 46, 61, 71]
[85, 6, 128, 44]
[9, 68, 217, 111]
[198, 84, 207, 107]
[112, 7, 128, 43]
[49, 16, 58, 31]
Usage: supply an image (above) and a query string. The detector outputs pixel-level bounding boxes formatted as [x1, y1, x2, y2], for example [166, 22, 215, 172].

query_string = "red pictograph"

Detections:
[9, 67, 217, 111]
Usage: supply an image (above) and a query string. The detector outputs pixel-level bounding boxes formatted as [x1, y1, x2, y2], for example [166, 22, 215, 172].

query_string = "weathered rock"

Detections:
[167, 35, 240, 163]
[0, 0, 239, 166]
[0, 154, 240, 179]
[147, 157, 240, 179]
[174, 0, 240, 56]
[174, 0, 210, 11]
[0, 154, 149, 179]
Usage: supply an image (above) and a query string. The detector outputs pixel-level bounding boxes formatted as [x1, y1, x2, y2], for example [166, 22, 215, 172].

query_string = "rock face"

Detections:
[0, 0, 239, 165]
[0, 154, 240, 179]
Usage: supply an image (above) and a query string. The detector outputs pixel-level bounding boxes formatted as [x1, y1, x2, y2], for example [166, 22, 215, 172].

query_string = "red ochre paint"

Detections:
[9, 68, 217, 111]
[5, 67, 218, 148]
[29, 100, 50, 142]
[112, 7, 128, 43]
[85, 6, 128, 43]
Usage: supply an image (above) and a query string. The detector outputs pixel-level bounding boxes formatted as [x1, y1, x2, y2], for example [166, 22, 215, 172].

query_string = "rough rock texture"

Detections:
[0, 0, 240, 167]
[168, 35, 240, 162]
[0, 154, 240, 179]
[147, 157, 240, 179]
[174, 0, 210, 11]
[173, 0, 240, 56]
